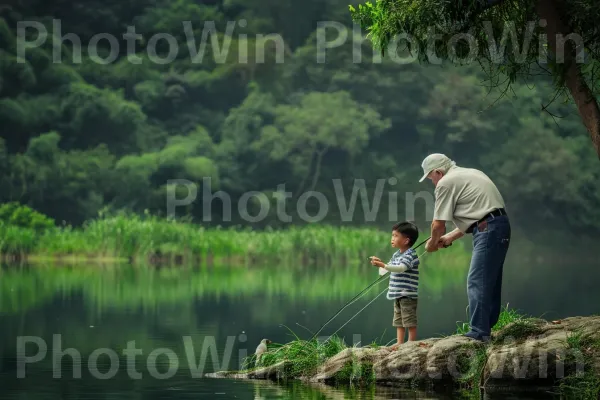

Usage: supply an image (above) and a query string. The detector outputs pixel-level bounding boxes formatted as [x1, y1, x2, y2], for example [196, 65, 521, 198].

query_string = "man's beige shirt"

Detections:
[433, 166, 505, 233]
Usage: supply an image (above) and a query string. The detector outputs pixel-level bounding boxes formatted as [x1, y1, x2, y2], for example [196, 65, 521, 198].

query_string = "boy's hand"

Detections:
[369, 256, 385, 268]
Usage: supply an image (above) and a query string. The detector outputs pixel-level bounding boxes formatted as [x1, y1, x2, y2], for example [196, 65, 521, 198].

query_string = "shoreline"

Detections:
[0, 253, 229, 266]
[0, 253, 347, 267]
[206, 316, 600, 398]
[2, 215, 598, 267]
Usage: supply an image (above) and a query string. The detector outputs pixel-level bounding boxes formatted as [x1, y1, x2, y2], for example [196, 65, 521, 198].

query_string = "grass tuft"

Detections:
[455, 304, 541, 341]
[333, 358, 375, 386]
[492, 305, 526, 331]
[455, 344, 487, 399]
[241, 330, 349, 379]
[240, 327, 380, 385]
[557, 330, 600, 399]
[492, 320, 544, 343]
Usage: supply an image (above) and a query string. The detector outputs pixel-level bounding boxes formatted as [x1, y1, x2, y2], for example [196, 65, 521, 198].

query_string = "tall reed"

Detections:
[0, 214, 396, 264]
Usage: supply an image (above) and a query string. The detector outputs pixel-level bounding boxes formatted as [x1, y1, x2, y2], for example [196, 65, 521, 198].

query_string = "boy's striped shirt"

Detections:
[386, 248, 420, 300]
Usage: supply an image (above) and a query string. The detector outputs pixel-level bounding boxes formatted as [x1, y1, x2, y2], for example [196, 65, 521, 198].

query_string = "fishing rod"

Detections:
[307, 236, 431, 343]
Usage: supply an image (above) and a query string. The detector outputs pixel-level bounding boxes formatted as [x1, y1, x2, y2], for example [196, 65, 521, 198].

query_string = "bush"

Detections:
[0, 202, 55, 231]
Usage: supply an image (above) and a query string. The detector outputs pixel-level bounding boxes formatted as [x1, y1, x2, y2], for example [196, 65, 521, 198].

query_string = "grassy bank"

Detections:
[237, 308, 527, 387]
[232, 311, 600, 399]
[0, 213, 469, 266]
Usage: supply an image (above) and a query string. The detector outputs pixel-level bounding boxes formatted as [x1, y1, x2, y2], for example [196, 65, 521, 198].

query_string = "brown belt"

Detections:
[466, 208, 507, 234]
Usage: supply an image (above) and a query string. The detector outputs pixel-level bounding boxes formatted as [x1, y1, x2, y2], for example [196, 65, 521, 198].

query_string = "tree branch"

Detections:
[536, 0, 600, 158]
[475, 0, 508, 14]
[309, 148, 327, 193]
[456, 0, 509, 32]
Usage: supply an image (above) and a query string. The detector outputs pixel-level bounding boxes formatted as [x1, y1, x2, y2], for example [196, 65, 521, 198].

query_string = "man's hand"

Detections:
[425, 239, 438, 253]
[428, 219, 446, 252]
[438, 229, 464, 249]
[438, 235, 453, 248]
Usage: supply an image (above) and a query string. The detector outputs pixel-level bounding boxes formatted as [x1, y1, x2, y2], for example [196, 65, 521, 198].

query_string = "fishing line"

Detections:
[307, 236, 431, 343]
[321, 286, 388, 346]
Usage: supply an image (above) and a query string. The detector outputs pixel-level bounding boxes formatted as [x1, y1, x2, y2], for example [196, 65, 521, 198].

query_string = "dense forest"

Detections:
[1, 0, 599, 239]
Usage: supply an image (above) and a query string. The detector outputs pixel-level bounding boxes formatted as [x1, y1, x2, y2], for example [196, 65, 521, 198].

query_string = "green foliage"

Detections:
[59, 82, 146, 154]
[0, 0, 599, 240]
[558, 330, 600, 398]
[333, 359, 375, 386]
[253, 91, 390, 191]
[455, 305, 533, 337]
[492, 320, 544, 343]
[0, 202, 54, 231]
[239, 329, 376, 385]
[349, 0, 596, 83]
[455, 343, 487, 398]
[348, 0, 600, 141]
[0, 212, 397, 263]
[492, 305, 527, 331]
[242, 331, 349, 378]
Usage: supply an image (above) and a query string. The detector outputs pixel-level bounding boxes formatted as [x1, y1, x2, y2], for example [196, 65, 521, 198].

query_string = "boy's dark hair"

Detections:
[392, 221, 419, 247]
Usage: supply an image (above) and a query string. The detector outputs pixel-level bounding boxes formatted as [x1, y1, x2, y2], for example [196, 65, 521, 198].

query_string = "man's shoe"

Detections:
[463, 332, 491, 343]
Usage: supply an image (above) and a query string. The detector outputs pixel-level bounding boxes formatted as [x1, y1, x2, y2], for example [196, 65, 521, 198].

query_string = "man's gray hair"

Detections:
[436, 159, 456, 174]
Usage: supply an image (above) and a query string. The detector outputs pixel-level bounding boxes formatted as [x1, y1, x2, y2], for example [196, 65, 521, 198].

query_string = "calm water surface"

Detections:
[0, 245, 598, 399]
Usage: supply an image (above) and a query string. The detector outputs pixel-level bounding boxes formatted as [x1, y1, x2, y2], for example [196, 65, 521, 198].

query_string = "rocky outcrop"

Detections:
[205, 316, 600, 392]
[208, 361, 291, 380]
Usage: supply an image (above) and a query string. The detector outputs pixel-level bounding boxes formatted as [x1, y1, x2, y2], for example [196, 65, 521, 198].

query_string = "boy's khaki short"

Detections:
[393, 297, 418, 327]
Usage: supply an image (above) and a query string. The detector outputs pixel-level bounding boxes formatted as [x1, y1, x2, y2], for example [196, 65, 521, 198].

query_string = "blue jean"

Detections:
[465, 214, 511, 340]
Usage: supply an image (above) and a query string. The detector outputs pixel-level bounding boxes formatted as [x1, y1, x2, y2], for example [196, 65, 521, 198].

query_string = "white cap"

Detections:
[419, 154, 455, 182]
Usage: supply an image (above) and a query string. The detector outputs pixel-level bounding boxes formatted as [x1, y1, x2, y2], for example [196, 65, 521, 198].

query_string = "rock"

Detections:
[205, 316, 600, 393]
[375, 339, 442, 382]
[204, 361, 290, 380]
[425, 336, 482, 381]
[484, 316, 600, 386]
[310, 346, 390, 383]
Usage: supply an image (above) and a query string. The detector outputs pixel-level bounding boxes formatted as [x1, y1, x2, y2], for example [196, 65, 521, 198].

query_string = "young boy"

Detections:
[370, 222, 420, 348]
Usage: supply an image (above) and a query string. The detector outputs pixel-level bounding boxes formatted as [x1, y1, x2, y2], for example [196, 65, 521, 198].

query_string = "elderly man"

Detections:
[420, 154, 511, 342]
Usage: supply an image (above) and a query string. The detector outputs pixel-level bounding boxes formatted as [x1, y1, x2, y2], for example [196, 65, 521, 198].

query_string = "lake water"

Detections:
[0, 242, 598, 399]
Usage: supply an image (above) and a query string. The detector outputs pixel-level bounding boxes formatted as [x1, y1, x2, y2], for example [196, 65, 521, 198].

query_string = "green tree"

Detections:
[217, 89, 282, 194]
[483, 116, 596, 231]
[59, 82, 146, 155]
[416, 73, 498, 160]
[349, 0, 600, 159]
[253, 90, 390, 192]
[112, 128, 219, 218]
[6, 132, 115, 224]
[1, 0, 600, 238]
[0, 202, 54, 230]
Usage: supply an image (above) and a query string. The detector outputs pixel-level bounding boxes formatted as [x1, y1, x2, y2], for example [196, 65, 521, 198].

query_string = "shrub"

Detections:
[0, 202, 55, 231]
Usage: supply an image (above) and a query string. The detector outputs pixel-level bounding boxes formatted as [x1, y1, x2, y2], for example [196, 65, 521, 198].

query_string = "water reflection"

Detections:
[0, 251, 598, 399]
[251, 380, 455, 399]
[249, 380, 553, 399]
